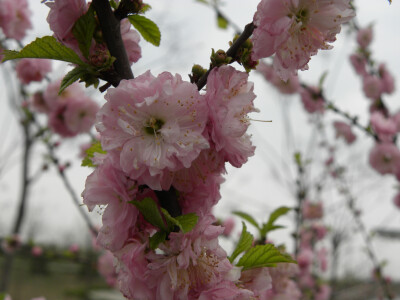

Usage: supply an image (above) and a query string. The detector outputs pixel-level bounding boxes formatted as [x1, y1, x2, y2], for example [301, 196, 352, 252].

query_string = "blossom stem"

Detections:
[196, 22, 255, 90]
[92, 0, 133, 83]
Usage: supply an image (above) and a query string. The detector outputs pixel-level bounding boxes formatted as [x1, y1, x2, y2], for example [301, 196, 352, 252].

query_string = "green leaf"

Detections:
[149, 231, 167, 250]
[2, 36, 85, 66]
[128, 15, 161, 46]
[237, 244, 297, 270]
[161, 209, 198, 234]
[175, 213, 198, 233]
[60, 67, 88, 94]
[109, 0, 118, 9]
[233, 211, 260, 230]
[217, 14, 228, 29]
[294, 152, 302, 167]
[260, 207, 291, 238]
[72, 5, 96, 59]
[318, 71, 328, 89]
[229, 222, 253, 263]
[81, 141, 107, 167]
[0, 293, 6, 300]
[130, 197, 167, 231]
[139, 4, 152, 13]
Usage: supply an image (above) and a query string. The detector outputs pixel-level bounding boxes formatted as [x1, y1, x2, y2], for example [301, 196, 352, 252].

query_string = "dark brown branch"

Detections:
[196, 22, 255, 91]
[92, 0, 134, 81]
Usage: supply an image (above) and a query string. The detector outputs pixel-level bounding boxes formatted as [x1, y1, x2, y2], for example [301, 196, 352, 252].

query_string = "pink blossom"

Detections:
[257, 61, 300, 94]
[115, 240, 154, 300]
[317, 247, 328, 272]
[206, 65, 258, 168]
[0, 0, 32, 40]
[121, 19, 142, 64]
[302, 200, 323, 220]
[29, 92, 50, 114]
[315, 284, 331, 300]
[349, 53, 368, 76]
[391, 111, 400, 133]
[98, 251, 118, 287]
[69, 243, 79, 253]
[15, 59, 52, 84]
[144, 215, 236, 299]
[240, 267, 272, 299]
[363, 74, 382, 100]
[43, 80, 86, 110]
[297, 249, 313, 271]
[379, 63, 395, 95]
[370, 112, 397, 143]
[356, 27, 373, 49]
[222, 217, 236, 236]
[369, 143, 400, 175]
[198, 281, 253, 300]
[252, 0, 355, 80]
[393, 192, 400, 209]
[46, 0, 88, 53]
[333, 121, 356, 144]
[98, 71, 209, 190]
[31, 246, 43, 257]
[82, 159, 141, 251]
[300, 86, 324, 114]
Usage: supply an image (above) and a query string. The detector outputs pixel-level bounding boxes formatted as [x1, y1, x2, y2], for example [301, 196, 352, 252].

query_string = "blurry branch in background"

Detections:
[329, 160, 395, 300]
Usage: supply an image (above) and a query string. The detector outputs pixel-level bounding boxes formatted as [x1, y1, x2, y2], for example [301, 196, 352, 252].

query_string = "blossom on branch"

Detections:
[251, 0, 355, 80]
[0, 0, 32, 40]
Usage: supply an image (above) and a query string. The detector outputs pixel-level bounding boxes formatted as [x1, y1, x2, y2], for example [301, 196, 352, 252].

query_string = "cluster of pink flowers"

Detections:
[251, 0, 355, 80]
[15, 58, 52, 85]
[46, 0, 141, 64]
[29, 80, 99, 138]
[82, 65, 280, 298]
[333, 121, 356, 145]
[0, 0, 32, 41]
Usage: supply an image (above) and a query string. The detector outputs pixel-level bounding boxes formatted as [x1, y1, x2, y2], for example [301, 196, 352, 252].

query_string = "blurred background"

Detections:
[1, 0, 400, 299]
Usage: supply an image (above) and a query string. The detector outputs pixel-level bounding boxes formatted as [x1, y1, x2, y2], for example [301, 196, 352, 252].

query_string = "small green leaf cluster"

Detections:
[229, 222, 296, 270]
[234, 206, 292, 242]
[210, 49, 232, 67]
[229, 36, 258, 72]
[81, 141, 107, 167]
[129, 197, 198, 249]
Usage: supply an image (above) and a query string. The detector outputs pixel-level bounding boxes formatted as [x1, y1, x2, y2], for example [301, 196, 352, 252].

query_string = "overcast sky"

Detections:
[1, 0, 400, 280]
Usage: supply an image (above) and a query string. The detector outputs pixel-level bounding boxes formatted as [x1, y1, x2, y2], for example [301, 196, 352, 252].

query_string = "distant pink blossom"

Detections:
[370, 112, 396, 143]
[302, 201, 323, 220]
[349, 53, 368, 76]
[356, 27, 373, 49]
[29, 92, 50, 114]
[31, 246, 43, 257]
[363, 75, 382, 100]
[15, 59, 52, 84]
[300, 86, 324, 114]
[222, 217, 235, 236]
[0, 0, 32, 40]
[206, 65, 258, 168]
[121, 19, 142, 64]
[252, 0, 354, 80]
[333, 121, 356, 144]
[69, 244, 79, 253]
[378, 63, 395, 95]
[315, 284, 331, 300]
[240, 267, 272, 299]
[297, 249, 313, 271]
[393, 193, 400, 209]
[98, 71, 209, 190]
[317, 247, 328, 272]
[369, 143, 400, 175]
[257, 61, 300, 94]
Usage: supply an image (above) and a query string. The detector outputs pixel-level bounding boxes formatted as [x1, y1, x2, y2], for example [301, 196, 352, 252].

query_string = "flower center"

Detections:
[143, 117, 164, 136]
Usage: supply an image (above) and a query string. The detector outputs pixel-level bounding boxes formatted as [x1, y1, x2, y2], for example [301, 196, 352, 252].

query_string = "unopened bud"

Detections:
[210, 49, 232, 67]
[189, 64, 207, 84]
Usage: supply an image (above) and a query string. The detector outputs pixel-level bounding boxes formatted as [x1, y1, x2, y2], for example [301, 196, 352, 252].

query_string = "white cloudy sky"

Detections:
[1, 0, 400, 280]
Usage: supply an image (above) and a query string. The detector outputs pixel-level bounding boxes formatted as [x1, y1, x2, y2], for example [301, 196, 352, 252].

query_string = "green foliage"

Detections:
[149, 231, 167, 250]
[229, 222, 254, 263]
[128, 15, 161, 46]
[0, 293, 6, 300]
[59, 67, 98, 94]
[237, 244, 297, 270]
[318, 71, 328, 89]
[109, 0, 118, 9]
[130, 197, 167, 231]
[81, 141, 107, 167]
[129, 198, 199, 249]
[233, 211, 260, 230]
[260, 206, 291, 238]
[217, 14, 228, 29]
[72, 5, 96, 59]
[2, 36, 85, 66]
[139, 4, 152, 13]
[195, 0, 209, 4]
[294, 151, 302, 167]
